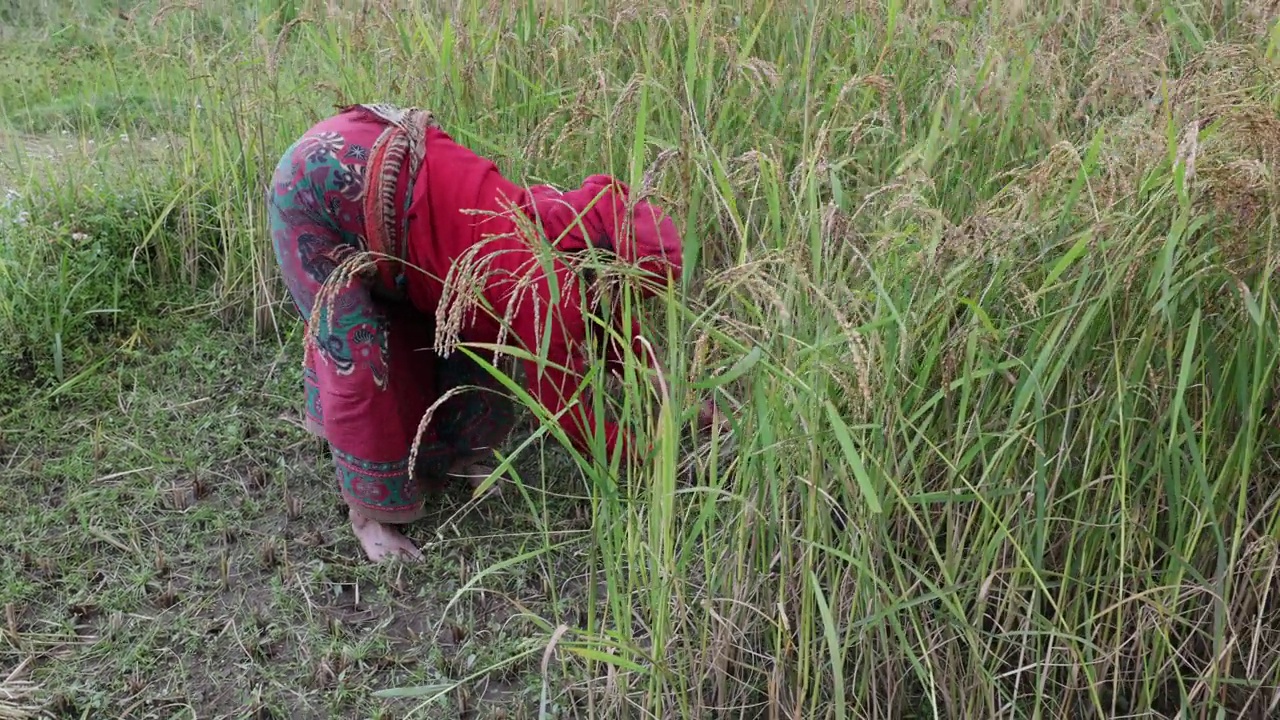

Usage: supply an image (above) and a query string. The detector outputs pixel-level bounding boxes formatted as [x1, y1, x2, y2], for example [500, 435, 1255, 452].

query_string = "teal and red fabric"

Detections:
[267, 105, 682, 522]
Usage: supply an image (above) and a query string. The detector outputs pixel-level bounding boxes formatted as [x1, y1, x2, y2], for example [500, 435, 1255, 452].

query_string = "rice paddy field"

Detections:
[2, 0, 1280, 718]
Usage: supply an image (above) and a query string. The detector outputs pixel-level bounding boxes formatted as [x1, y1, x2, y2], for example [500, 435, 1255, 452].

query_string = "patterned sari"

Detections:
[266, 104, 515, 524]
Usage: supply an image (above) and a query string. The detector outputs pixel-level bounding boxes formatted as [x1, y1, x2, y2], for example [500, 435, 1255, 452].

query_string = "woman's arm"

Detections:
[500, 267, 634, 462]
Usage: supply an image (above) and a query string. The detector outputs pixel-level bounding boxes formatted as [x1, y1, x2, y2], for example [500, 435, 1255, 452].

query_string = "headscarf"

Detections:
[524, 174, 683, 293]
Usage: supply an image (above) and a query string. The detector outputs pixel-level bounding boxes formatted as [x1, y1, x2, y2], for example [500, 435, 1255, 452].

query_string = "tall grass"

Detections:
[3, 0, 1280, 716]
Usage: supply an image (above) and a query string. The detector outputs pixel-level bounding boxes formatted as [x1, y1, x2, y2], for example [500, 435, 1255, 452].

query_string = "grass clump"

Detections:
[2, 0, 1280, 718]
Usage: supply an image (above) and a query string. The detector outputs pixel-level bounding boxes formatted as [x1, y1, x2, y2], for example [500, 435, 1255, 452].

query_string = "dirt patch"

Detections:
[0, 314, 591, 719]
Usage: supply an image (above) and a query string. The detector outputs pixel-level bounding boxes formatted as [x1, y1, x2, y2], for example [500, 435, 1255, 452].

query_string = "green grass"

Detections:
[3, 0, 1280, 717]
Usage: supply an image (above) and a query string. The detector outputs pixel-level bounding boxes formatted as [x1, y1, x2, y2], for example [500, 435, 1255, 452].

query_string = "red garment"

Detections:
[272, 108, 683, 523]
[401, 126, 683, 461]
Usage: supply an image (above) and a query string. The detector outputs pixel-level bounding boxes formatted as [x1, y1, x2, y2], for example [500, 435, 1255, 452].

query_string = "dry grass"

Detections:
[0, 659, 41, 720]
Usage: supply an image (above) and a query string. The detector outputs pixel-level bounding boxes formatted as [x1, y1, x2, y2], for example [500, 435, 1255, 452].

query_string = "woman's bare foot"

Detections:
[349, 508, 424, 562]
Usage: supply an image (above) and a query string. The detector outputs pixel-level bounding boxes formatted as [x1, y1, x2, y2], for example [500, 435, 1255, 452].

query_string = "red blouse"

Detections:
[399, 126, 683, 462]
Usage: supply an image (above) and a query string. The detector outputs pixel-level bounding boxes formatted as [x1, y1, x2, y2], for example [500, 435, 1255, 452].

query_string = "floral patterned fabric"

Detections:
[268, 106, 514, 524]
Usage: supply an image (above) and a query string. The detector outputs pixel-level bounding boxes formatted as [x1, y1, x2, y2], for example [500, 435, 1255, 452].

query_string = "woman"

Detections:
[268, 103, 715, 562]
